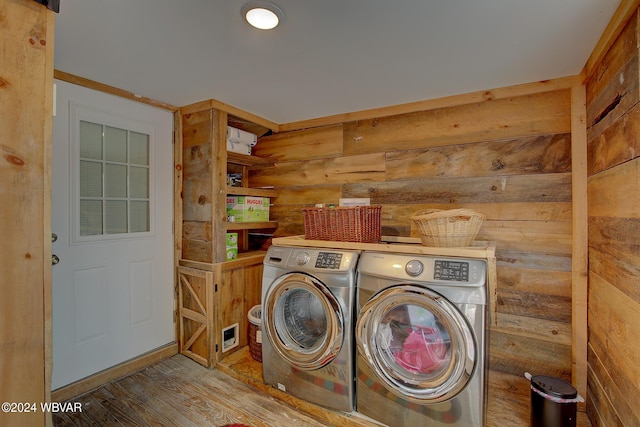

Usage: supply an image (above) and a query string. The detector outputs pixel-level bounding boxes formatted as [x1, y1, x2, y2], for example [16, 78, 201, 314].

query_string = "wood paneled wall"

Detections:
[0, 1, 55, 426]
[181, 107, 220, 263]
[585, 9, 640, 427]
[252, 85, 575, 395]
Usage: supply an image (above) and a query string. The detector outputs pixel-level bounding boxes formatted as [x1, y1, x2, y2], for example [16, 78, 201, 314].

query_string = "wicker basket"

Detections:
[411, 208, 485, 247]
[302, 205, 382, 243]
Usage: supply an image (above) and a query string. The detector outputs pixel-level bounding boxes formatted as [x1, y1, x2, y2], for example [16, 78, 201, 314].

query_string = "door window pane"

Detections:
[79, 121, 103, 160]
[130, 166, 148, 198]
[78, 120, 151, 237]
[80, 200, 103, 235]
[104, 126, 128, 162]
[105, 200, 128, 234]
[105, 164, 127, 198]
[130, 201, 149, 233]
[80, 161, 102, 198]
[130, 132, 149, 165]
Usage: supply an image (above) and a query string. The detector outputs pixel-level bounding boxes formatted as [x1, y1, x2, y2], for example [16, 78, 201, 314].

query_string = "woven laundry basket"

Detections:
[411, 208, 485, 247]
[302, 205, 382, 243]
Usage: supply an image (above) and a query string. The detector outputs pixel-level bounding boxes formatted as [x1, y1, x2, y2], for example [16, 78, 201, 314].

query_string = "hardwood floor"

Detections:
[52, 353, 339, 427]
[53, 347, 592, 426]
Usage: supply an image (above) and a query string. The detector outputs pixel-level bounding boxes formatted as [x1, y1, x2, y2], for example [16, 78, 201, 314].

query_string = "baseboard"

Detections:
[51, 342, 179, 402]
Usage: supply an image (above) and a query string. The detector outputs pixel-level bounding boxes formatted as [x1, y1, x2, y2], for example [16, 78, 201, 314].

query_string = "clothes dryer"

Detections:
[355, 250, 488, 427]
[261, 245, 359, 412]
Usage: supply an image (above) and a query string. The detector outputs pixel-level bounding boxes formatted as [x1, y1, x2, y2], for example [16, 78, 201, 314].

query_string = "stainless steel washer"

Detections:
[355, 250, 488, 426]
[261, 245, 359, 412]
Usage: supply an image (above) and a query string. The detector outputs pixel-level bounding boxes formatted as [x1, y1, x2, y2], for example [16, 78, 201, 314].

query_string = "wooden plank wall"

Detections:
[0, 1, 54, 426]
[251, 86, 575, 397]
[181, 108, 216, 263]
[584, 9, 640, 427]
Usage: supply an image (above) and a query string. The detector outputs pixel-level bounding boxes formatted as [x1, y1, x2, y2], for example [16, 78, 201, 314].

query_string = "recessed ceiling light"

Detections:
[242, 1, 285, 30]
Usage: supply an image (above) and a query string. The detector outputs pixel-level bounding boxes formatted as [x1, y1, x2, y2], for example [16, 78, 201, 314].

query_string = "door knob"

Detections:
[52, 254, 60, 266]
[52, 233, 58, 243]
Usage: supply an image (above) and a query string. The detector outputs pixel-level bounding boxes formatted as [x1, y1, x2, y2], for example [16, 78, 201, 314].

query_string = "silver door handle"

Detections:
[52, 254, 60, 266]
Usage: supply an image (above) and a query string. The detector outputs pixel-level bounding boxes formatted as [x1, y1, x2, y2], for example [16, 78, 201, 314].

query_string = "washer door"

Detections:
[356, 284, 476, 403]
[263, 273, 344, 370]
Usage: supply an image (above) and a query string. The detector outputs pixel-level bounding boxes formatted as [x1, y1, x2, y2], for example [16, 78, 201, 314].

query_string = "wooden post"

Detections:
[0, 1, 55, 426]
[571, 83, 588, 401]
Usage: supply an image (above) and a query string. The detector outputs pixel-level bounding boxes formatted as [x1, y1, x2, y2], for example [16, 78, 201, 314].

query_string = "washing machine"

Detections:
[355, 250, 488, 427]
[261, 245, 359, 412]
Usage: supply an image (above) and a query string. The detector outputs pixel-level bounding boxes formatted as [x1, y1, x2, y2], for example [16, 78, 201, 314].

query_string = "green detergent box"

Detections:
[226, 196, 270, 222]
[226, 233, 238, 261]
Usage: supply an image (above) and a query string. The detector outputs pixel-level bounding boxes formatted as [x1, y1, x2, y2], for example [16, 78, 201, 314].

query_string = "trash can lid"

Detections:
[531, 375, 577, 399]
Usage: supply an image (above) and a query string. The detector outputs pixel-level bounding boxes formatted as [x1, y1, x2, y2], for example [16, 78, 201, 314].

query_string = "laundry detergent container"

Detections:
[247, 305, 262, 362]
[528, 374, 580, 427]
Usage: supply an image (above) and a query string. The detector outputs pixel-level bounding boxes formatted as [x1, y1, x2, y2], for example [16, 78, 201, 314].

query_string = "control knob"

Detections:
[405, 260, 424, 276]
[295, 252, 310, 266]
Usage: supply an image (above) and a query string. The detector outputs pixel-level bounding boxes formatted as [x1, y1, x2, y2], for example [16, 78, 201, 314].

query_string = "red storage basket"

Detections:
[302, 205, 382, 243]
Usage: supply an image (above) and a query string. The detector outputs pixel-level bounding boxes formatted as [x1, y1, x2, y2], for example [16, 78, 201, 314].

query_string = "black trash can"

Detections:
[529, 374, 578, 427]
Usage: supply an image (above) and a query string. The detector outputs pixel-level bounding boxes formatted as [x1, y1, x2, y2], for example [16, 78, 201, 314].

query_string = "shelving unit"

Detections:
[225, 152, 278, 255]
[179, 102, 278, 264]
[177, 99, 279, 366]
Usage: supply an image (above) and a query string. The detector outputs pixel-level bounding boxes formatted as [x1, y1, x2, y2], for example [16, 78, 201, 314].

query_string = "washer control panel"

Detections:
[292, 251, 344, 269]
[434, 259, 469, 281]
[357, 251, 486, 287]
[315, 252, 344, 269]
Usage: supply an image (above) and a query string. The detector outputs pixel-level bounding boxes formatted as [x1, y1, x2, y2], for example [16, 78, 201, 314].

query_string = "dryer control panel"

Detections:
[265, 246, 359, 273]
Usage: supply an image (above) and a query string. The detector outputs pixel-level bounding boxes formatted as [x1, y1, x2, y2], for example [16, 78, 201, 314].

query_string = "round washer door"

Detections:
[356, 284, 476, 403]
[263, 272, 344, 370]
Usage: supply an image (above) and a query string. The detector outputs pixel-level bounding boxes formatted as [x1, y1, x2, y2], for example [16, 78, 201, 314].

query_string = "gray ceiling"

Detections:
[53, 0, 621, 124]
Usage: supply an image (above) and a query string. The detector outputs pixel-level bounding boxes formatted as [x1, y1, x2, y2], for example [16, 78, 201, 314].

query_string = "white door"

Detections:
[51, 80, 174, 389]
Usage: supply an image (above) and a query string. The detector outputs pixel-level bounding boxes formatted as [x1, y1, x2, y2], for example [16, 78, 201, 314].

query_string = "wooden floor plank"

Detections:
[89, 387, 152, 426]
[77, 394, 127, 426]
[133, 368, 241, 426]
[146, 359, 277, 427]
[115, 373, 201, 427]
[156, 356, 332, 427]
[144, 362, 279, 426]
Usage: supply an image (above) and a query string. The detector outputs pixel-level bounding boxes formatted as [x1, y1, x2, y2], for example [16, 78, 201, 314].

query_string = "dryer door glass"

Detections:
[280, 288, 327, 349]
[263, 273, 344, 370]
[356, 284, 476, 403]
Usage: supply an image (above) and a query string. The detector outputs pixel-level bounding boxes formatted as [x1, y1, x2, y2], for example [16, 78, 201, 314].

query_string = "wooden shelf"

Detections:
[227, 152, 274, 167]
[221, 251, 267, 270]
[226, 186, 277, 198]
[226, 221, 277, 231]
[178, 251, 267, 272]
